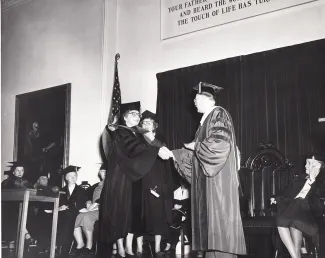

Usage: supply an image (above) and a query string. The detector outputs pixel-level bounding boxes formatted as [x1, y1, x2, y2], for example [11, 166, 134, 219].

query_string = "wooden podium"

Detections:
[2, 189, 61, 258]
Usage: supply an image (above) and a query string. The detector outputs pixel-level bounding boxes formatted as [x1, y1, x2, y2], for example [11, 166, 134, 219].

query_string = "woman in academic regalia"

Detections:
[271, 154, 325, 258]
[99, 101, 171, 258]
[55, 165, 87, 254]
[135, 110, 174, 257]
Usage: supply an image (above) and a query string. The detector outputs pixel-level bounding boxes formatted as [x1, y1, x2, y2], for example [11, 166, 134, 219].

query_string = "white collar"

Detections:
[68, 184, 76, 194]
[200, 106, 217, 125]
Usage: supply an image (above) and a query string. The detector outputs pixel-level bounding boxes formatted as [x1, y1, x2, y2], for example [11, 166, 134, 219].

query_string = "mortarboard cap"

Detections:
[141, 110, 157, 122]
[193, 82, 223, 100]
[4, 170, 13, 176]
[61, 165, 81, 175]
[7, 161, 25, 169]
[120, 101, 141, 116]
[99, 163, 107, 170]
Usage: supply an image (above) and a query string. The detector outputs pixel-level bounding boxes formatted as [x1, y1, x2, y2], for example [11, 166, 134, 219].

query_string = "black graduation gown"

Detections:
[99, 126, 160, 243]
[56, 184, 87, 247]
[140, 135, 174, 237]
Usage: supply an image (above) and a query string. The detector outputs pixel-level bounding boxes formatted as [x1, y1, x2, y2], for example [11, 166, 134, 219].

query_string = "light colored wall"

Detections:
[1, 0, 117, 184]
[116, 0, 325, 112]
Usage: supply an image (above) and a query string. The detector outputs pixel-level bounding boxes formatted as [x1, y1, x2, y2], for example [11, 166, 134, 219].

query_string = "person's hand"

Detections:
[158, 147, 172, 160]
[307, 156, 322, 183]
[270, 198, 276, 205]
[144, 132, 155, 141]
[184, 142, 195, 151]
[107, 125, 116, 131]
[59, 205, 69, 211]
[169, 150, 175, 161]
[88, 203, 99, 211]
[86, 201, 92, 209]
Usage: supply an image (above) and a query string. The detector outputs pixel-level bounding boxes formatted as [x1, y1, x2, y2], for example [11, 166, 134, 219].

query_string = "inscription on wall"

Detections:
[161, 0, 318, 40]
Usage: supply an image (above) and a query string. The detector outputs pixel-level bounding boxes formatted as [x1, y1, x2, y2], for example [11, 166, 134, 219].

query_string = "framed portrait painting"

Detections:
[14, 83, 71, 186]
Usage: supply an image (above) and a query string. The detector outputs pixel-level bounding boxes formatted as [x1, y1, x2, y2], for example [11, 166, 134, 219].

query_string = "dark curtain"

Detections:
[156, 39, 325, 175]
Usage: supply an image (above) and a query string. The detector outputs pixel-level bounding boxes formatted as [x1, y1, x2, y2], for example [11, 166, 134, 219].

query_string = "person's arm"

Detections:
[1, 178, 13, 189]
[194, 109, 232, 177]
[112, 128, 160, 181]
[172, 148, 193, 183]
[76, 187, 88, 211]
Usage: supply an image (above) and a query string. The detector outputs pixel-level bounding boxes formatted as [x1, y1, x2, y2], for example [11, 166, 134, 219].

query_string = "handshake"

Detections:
[158, 146, 174, 160]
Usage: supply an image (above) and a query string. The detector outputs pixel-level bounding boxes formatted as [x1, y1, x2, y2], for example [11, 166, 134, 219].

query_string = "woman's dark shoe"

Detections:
[155, 252, 165, 258]
[82, 247, 94, 255]
[69, 247, 83, 256]
[126, 252, 136, 258]
[163, 248, 171, 254]
[136, 252, 143, 258]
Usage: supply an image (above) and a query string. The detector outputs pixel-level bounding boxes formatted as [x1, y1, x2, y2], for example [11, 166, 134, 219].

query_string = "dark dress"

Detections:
[1, 176, 34, 241]
[140, 135, 174, 238]
[57, 185, 87, 248]
[99, 126, 160, 243]
[275, 175, 319, 246]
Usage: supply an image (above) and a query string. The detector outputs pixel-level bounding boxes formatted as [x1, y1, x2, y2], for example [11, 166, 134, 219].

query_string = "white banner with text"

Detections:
[161, 0, 318, 40]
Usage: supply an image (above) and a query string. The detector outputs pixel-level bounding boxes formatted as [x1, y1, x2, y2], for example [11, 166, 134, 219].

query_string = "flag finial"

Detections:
[115, 53, 120, 61]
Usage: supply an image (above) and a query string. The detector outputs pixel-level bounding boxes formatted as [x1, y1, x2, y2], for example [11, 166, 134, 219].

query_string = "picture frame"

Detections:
[13, 83, 71, 186]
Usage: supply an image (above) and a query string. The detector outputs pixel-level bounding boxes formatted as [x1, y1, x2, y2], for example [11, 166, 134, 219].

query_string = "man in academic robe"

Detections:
[99, 101, 172, 257]
[170, 82, 246, 258]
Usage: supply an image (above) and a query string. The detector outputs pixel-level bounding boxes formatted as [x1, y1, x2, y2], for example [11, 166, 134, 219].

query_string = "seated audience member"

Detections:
[34, 175, 51, 190]
[30, 175, 60, 251]
[72, 165, 106, 255]
[2, 161, 32, 189]
[1, 162, 34, 247]
[271, 154, 325, 258]
[56, 165, 87, 254]
[168, 182, 191, 249]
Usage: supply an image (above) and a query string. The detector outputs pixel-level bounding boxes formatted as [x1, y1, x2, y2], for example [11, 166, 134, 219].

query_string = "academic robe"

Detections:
[173, 106, 246, 257]
[99, 126, 160, 243]
[32, 184, 87, 252]
[56, 184, 87, 250]
[140, 134, 174, 237]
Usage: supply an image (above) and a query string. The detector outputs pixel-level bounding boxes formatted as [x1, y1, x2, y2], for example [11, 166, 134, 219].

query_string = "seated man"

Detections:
[271, 154, 325, 258]
[72, 165, 106, 255]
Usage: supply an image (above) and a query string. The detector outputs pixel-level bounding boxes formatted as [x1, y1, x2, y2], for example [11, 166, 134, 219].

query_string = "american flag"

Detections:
[108, 54, 121, 125]
[102, 54, 121, 159]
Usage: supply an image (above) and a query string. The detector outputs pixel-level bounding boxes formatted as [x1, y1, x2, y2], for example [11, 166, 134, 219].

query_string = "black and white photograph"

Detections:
[1, 1, 325, 258]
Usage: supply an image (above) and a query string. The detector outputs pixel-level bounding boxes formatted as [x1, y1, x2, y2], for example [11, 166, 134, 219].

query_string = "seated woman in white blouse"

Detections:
[73, 166, 106, 255]
[270, 155, 325, 258]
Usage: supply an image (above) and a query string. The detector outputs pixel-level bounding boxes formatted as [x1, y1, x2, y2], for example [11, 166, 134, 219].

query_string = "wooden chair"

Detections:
[239, 142, 293, 258]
